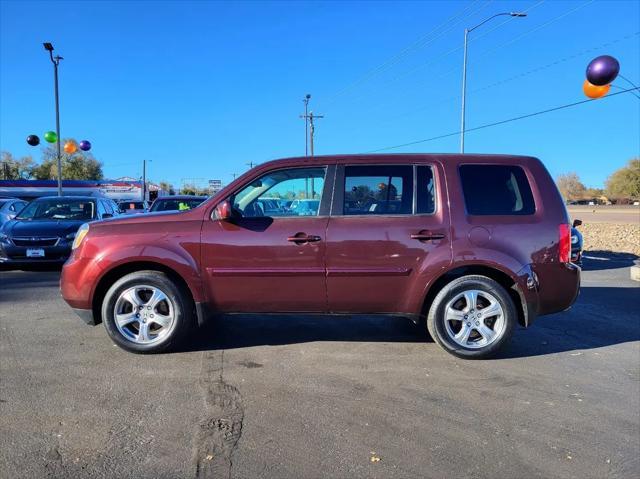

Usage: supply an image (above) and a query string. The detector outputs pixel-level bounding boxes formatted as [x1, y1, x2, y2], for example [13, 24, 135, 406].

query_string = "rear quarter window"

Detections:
[459, 164, 535, 215]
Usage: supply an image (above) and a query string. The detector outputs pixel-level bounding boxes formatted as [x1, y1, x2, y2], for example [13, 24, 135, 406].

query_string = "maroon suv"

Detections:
[61, 154, 580, 358]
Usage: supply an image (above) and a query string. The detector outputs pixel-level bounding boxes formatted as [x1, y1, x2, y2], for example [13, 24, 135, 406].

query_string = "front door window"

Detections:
[232, 167, 326, 218]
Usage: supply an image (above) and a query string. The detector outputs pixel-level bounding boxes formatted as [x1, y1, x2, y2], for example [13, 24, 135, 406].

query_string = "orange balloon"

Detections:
[583, 79, 610, 99]
[63, 140, 78, 154]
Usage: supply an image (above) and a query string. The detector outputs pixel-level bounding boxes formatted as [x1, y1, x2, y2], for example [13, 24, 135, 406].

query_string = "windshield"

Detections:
[16, 199, 96, 221]
[150, 198, 205, 212]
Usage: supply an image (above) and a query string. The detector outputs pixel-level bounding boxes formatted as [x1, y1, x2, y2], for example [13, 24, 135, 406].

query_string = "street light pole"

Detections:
[44, 42, 63, 195]
[142, 159, 152, 201]
[459, 12, 527, 153]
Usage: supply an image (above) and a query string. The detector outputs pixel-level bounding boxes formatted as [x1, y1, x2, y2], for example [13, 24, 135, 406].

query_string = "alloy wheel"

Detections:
[443, 289, 505, 349]
[113, 285, 175, 345]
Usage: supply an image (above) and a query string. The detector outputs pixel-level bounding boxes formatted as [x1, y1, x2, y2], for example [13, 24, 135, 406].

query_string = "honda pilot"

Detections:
[60, 154, 580, 359]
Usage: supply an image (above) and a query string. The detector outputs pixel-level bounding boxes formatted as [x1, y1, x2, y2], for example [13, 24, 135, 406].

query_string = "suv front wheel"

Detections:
[101, 271, 194, 353]
[427, 275, 516, 359]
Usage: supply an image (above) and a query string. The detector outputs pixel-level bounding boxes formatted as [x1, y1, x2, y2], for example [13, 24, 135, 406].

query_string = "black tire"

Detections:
[101, 270, 194, 354]
[426, 275, 516, 359]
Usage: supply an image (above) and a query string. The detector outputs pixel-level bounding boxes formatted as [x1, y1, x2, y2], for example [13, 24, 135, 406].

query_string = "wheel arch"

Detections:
[91, 261, 198, 326]
[421, 263, 527, 327]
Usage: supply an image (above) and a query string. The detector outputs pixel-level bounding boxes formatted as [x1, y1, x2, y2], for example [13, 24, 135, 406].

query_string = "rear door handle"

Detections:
[287, 234, 322, 244]
[411, 232, 445, 241]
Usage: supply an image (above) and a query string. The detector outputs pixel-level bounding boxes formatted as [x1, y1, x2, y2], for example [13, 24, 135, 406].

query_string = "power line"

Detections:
[384, 0, 545, 87]
[365, 31, 640, 126]
[366, 87, 639, 153]
[468, 0, 595, 65]
[321, 0, 492, 107]
[324, 0, 545, 113]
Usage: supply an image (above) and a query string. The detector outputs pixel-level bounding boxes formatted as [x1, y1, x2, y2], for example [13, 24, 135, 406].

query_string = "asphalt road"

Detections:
[1, 259, 639, 479]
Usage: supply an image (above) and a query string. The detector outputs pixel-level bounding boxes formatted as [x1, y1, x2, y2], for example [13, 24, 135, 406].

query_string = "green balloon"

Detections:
[44, 131, 58, 143]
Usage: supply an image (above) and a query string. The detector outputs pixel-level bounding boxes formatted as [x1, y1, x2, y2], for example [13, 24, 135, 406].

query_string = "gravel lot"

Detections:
[567, 206, 640, 256]
[1, 260, 639, 479]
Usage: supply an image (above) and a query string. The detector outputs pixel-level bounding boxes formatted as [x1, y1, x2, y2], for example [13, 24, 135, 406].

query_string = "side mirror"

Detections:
[572, 219, 582, 228]
[215, 200, 233, 220]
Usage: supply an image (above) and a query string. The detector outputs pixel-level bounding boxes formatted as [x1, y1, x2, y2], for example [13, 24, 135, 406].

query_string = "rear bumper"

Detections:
[535, 262, 581, 316]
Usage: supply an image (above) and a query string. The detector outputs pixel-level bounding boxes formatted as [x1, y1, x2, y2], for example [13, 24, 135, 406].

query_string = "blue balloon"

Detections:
[586, 55, 620, 86]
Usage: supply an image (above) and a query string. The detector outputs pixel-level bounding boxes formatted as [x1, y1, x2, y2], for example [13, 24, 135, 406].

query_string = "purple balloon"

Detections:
[79, 140, 92, 151]
[586, 55, 620, 86]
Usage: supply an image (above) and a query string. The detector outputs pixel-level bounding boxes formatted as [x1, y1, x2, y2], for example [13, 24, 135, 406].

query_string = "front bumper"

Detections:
[0, 242, 71, 263]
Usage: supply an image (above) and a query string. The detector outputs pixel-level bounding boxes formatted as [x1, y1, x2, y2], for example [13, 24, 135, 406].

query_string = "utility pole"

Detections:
[300, 94, 312, 197]
[300, 94, 311, 156]
[296, 110, 325, 198]
[43, 43, 63, 196]
[308, 111, 324, 158]
[231, 173, 239, 180]
[246, 161, 256, 169]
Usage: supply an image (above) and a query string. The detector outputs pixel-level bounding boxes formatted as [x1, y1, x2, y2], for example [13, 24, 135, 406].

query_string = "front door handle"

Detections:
[287, 233, 322, 244]
[411, 231, 445, 241]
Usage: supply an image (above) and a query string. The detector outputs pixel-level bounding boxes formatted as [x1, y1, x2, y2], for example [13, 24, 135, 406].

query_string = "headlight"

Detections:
[571, 235, 579, 245]
[72, 223, 90, 250]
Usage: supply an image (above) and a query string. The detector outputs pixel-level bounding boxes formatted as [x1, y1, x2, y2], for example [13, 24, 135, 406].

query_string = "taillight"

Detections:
[559, 224, 570, 263]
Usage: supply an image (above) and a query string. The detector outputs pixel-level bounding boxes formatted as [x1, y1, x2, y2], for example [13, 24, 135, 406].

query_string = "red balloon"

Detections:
[583, 79, 610, 99]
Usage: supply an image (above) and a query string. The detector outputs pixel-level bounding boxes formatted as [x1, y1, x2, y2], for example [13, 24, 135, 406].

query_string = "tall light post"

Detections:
[142, 159, 152, 201]
[43, 42, 63, 195]
[460, 12, 527, 153]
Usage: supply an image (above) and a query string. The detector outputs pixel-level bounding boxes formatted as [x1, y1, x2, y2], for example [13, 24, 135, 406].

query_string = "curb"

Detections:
[631, 265, 640, 282]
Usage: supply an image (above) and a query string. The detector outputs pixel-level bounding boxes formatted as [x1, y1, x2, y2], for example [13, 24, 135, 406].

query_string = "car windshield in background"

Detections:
[150, 198, 205, 212]
[16, 199, 96, 221]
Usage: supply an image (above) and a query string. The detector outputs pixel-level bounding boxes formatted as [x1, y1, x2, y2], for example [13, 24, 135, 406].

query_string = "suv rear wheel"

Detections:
[427, 275, 516, 359]
[101, 271, 194, 353]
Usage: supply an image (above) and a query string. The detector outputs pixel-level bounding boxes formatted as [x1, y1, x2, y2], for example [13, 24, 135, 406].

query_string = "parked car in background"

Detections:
[288, 199, 320, 216]
[61, 154, 580, 359]
[0, 196, 118, 265]
[118, 200, 149, 215]
[148, 195, 207, 213]
[0, 198, 28, 226]
[571, 219, 583, 266]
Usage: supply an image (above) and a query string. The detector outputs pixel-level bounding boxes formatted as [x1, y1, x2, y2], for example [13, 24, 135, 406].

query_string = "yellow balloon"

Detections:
[64, 141, 78, 154]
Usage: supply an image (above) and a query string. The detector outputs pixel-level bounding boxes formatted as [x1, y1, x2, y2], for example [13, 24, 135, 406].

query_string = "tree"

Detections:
[158, 181, 174, 194]
[180, 184, 208, 196]
[556, 172, 586, 201]
[584, 187, 604, 199]
[31, 141, 104, 180]
[605, 158, 640, 201]
[1, 151, 36, 179]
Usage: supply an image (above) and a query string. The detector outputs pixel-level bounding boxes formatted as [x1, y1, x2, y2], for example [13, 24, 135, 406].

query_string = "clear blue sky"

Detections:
[1, 0, 638, 189]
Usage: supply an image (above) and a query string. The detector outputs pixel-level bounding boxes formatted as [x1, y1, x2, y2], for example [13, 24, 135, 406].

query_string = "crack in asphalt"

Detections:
[192, 350, 244, 479]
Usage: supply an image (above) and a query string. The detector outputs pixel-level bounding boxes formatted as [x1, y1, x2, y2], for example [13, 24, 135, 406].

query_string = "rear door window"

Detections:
[343, 165, 412, 215]
[459, 165, 535, 215]
[416, 166, 436, 214]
